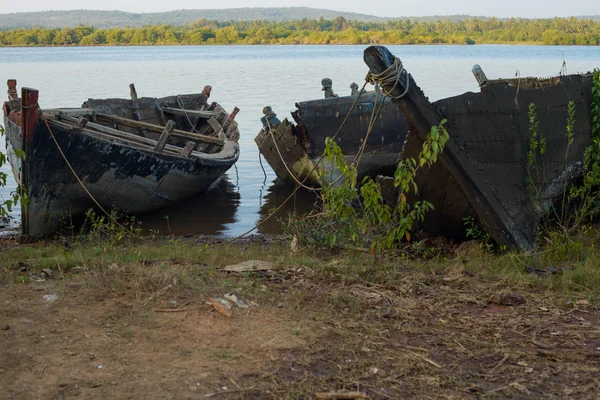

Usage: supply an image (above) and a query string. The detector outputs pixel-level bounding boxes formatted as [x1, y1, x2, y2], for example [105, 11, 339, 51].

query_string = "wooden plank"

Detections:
[154, 120, 176, 153]
[48, 119, 181, 156]
[180, 141, 196, 158]
[363, 45, 531, 250]
[154, 98, 166, 126]
[43, 108, 95, 118]
[50, 113, 211, 157]
[162, 107, 219, 119]
[20, 87, 40, 239]
[7, 79, 18, 100]
[95, 113, 224, 146]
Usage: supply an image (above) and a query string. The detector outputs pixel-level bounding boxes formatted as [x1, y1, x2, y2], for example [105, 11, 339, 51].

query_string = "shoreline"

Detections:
[1, 42, 596, 49]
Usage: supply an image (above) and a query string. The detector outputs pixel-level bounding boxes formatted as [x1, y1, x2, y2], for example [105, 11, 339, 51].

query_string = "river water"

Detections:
[1, 45, 599, 237]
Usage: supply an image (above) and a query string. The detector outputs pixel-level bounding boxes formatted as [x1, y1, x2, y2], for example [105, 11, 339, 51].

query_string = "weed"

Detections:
[288, 120, 449, 252]
[523, 69, 600, 252]
[0, 125, 26, 220]
[79, 208, 142, 245]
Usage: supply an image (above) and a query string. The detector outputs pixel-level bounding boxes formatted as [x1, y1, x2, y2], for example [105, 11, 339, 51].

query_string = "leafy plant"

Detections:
[526, 68, 600, 236]
[80, 208, 142, 245]
[288, 120, 449, 252]
[0, 125, 25, 221]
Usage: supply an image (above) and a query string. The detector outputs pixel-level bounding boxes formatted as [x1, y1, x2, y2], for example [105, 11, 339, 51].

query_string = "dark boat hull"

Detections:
[255, 92, 407, 186]
[364, 45, 594, 249]
[4, 117, 237, 237]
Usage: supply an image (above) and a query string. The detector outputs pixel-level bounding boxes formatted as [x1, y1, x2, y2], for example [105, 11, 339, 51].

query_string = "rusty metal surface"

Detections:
[430, 73, 593, 241]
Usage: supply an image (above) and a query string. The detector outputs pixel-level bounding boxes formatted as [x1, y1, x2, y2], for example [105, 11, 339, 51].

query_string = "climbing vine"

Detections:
[0, 125, 24, 221]
[566, 68, 600, 227]
[526, 68, 600, 231]
[287, 120, 449, 252]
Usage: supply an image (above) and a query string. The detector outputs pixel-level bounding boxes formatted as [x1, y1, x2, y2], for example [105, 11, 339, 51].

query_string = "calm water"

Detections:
[1, 45, 599, 236]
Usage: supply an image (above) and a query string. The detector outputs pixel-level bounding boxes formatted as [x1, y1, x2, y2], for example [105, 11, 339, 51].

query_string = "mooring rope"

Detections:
[176, 96, 201, 134]
[208, 80, 372, 248]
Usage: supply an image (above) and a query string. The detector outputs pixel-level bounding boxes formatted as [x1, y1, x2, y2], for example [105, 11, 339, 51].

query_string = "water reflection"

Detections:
[139, 175, 240, 236]
[256, 180, 320, 235]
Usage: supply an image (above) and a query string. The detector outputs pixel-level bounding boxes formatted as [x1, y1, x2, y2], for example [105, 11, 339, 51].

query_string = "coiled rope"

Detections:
[367, 56, 410, 100]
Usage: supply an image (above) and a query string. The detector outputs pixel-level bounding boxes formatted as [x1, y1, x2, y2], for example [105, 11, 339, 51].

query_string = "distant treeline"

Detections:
[0, 17, 598, 46]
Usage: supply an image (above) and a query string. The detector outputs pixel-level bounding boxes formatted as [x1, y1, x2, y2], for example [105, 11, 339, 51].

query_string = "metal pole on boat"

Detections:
[20, 87, 40, 239]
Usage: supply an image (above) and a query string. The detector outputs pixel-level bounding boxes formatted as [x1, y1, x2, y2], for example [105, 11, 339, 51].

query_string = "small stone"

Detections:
[497, 292, 525, 306]
[42, 294, 58, 303]
[369, 366, 387, 377]
[277, 302, 284, 308]
[1, 325, 9, 331]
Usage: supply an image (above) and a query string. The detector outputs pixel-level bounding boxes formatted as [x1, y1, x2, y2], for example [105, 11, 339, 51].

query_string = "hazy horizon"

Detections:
[1, 2, 598, 19]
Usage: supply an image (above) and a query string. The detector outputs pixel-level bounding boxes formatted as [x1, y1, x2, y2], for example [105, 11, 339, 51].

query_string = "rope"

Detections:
[367, 57, 410, 100]
[176, 96, 201, 134]
[258, 151, 267, 183]
[21, 102, 40, 110]
[208, 80, 371, 248]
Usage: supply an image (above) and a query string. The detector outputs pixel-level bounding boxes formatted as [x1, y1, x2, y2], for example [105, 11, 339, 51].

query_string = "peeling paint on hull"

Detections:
[5, 118, 238, 237]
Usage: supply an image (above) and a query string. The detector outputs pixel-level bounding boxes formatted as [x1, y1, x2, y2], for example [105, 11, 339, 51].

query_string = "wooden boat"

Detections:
[2, 80, 240, 238]
[363, 46, 594, 250]
[254, 80, 407, 187]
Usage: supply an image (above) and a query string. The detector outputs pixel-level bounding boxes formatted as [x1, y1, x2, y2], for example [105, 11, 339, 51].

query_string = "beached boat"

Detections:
[254, 80, 407, 187]
[363, 46, 594, 250]
[2, 80, 240, 238]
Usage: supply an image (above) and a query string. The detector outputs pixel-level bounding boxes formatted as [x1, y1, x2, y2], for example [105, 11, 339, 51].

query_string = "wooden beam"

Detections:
[49, 113, 211, 157]
[154, 120, 176, 153]
[363, 45, 531, 250]
[161, 107, 219, 119]
[95, 113, 224, 146]
[180, 141, 196, 158]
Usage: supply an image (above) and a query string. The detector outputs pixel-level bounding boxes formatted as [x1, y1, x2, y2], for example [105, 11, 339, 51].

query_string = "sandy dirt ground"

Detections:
[1, 253, 600, 399]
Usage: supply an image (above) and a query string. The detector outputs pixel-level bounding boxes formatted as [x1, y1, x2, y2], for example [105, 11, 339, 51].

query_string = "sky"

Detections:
[1, 0, 598, 19]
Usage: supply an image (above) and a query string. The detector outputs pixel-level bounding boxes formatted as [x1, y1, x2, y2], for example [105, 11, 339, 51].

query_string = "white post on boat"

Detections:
[472, 64, 488, 87]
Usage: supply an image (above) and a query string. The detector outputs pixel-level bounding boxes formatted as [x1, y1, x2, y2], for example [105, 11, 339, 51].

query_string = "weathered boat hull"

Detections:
[255, 92, 407, 186]
[3, 84, 240, 239]
[4, 118, 238, 237]
[364, 46, 594, 249]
